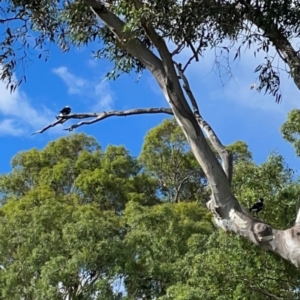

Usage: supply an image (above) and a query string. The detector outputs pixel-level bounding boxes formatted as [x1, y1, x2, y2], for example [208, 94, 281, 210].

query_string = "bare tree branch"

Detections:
[0, 16, 24, 23]
[175, 62, 233, 184]
[187, 41, 199, 62]
[171, 42, 185, 56]
[182, 43, 202, 72]
[182, 55, 196, 73]
[32, 108, 173, 135]
[31, 118, 67, 135]
[174, 174, 190, 203]
[252, 286, 284, 300]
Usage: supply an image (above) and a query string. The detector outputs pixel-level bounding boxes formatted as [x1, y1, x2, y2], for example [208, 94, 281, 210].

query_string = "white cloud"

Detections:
[0, 75, 58, 136]
[222, 70, 299, 115]
[175, 33, 300, 117]
[93, 81, 114, 111]
[221, 49, 298, 116]
[53, 66, 114, 111]
[86, 59, 97, 68]
[52, 66, 87, 95]
[0, 119, 24, 136]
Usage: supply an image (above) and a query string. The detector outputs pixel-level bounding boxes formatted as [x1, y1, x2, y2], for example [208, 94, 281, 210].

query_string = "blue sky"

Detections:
[1, 33, 300, 175]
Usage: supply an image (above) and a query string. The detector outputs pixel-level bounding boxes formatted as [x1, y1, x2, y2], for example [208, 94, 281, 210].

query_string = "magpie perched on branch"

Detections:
[249, 198, 264, 214]
[56, 106, 71, 119]
[59, 106, 71, 116]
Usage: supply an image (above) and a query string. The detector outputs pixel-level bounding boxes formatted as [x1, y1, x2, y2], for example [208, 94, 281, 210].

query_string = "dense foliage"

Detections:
[1, 119, 300, 299]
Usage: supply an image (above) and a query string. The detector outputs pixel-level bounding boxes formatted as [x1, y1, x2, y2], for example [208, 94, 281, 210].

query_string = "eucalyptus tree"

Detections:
[2, 0, 300, 267]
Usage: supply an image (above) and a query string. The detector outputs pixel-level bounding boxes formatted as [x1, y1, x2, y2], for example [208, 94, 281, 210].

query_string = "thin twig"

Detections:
[182, 42, 202, 72]
[0, 16, 24, 23]
[31, 118, 67, 135]
[174, 175, 190, 203]
[171, 42, 185, 56]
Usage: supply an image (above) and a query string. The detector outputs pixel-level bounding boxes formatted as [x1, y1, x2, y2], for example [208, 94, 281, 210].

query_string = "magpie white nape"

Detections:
[249, 198, 264, 214]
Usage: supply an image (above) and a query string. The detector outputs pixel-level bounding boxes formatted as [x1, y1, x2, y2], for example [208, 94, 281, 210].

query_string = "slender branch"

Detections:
[32, 108, 173, 135]
[174, 175, 190, 203]
[252, 286, 284, 300]
[175, 62, 233, 183]
[187, 41, 199, 62]
[0, 16, 24, 23]
[182, 43, 202, 72]
[173, 63, 200, 114]
[182, 55, 196, 73]
[31, 118, 67, 135]
[171, 42, 185, 56]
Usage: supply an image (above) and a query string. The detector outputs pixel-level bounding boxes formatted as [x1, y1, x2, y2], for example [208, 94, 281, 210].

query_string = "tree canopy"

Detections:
[1, 123, 300, 299]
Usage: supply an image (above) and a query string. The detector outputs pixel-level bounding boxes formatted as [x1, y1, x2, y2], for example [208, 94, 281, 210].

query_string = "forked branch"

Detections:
[175, 62, 233, 183]
[32, 108, 173, 135]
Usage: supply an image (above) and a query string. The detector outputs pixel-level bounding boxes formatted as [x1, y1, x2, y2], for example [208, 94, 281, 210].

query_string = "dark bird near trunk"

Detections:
[249, 198, 264, 214]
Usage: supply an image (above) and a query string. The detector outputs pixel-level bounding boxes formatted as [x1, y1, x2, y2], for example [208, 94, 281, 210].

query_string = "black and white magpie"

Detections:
[249, 198, 264, 214]
[56, 106, 71, 119]
[59, 106, 71, 116]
